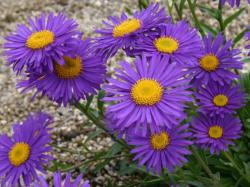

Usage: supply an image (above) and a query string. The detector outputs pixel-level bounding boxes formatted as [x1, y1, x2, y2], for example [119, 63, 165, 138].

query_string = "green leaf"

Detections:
[138, 0, 150, 10]
[179, 0, 186, 19]
[82, 128, 103, 146]
[198, 5, 218, 19]
[223, 8, 245, 28]
[105, 142, 123, 157]
[200, 22, 218, 36]
[243, 58, 250, 63]
[48, 161, 72, 172]
[97, 90, 105, 116]
[124, 7, 133, 15]
[118, 158, 136, 175]
[85, 95, 94, 110]
[233, 28, 248, 47]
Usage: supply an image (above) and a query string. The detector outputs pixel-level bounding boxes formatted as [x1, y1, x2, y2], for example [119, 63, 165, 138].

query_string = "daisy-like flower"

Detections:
[132, 21, 203, 65]
[94, 3, 166, 59]
[34, 172, 90, 187]
[191, 114, 242, 154]
[189, 33, 242, 86]
[0, 113, 53, 186]
[195, 82, 245, 117]
[17, 39, 106, 106]
[4, 12, 81, 73]
[127, 124, 192, 174]
[220, 0, 250, 7]
[104, 55, 191, 135]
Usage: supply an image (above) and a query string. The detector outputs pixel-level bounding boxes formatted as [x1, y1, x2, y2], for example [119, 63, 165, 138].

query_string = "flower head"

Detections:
[4, 12, 81, 73]
[195, 82, 245, 117]
[132, 21, 203, 65]
[104, 55, 191, 135]
[191, 114, 242, 154]
[127, 124, 192, 174]
[17, 39, 106, 106]
[94, 3, 167, 59]
[189, 33, 242, 86]
[34, 172, 90, 187]
[0, 113, 53, 186]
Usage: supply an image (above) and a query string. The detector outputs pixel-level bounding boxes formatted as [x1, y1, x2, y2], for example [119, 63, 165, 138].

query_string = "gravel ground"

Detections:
[0, 0, 249, 186]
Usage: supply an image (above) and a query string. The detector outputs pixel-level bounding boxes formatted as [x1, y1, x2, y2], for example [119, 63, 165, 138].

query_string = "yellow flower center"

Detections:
[131, 79, 163, 106]
[213, 94, 228, 107]
[112, 18, 141, 38]
[8, 142, 30, 167]
[150, 131, 170, 150]
[26, 30, 55, 49]
[200, 54, 219, 71]
[154, 37, 179, 54]
[208, 125, 223, 139]
[54, 56, 82, 79]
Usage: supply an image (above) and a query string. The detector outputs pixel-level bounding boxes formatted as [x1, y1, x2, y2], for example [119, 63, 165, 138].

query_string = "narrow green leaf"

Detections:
[48, 161, 72, 172]
[97, 90, 105, 116]
[138, 0, 149, 10]
[105, 142, 123, 157]
[124, 7, 133, 15]
[82, 128, 103, 146]
[233, 28, 248, 46]
[179, 0, 186, 17]
[243, 58, 250, 63]
[175, 0, 186, 20]
[198, 5, 218, 19]
[85, 95, 94, 110]
[224, 8, 245, 28]
[200, 22, 218, 36]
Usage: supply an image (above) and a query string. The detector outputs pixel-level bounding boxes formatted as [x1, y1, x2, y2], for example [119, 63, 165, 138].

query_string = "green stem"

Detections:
[191, 147, 216, 180]
[217, 3, 225, 36]
[75, 102, 130, 150]
[187, 0, 205, 36]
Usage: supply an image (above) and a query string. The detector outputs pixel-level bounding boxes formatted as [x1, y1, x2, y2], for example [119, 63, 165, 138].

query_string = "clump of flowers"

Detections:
[2, 1, 250, 186]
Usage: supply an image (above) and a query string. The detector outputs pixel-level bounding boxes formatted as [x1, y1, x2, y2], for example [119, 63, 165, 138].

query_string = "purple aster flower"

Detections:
[0, 113, 53, 186]
[131, 21, 203, 66]
[4, 12, 81, 73]
[191, 114, 242, 154]
[195, 82, 245, 117]
[34, 172, 90, 187]
[17, 39, 106, 106]
[127, 124, 192, 174]
[220, 0, 250, 7]
[189, 33, 242, 86]
[94, 3, 167, 59]
[246, 27, 250, 56]
[103, 55, 191, 135]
